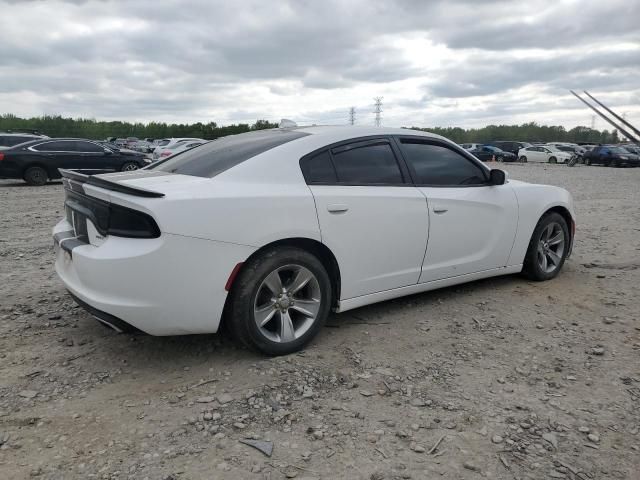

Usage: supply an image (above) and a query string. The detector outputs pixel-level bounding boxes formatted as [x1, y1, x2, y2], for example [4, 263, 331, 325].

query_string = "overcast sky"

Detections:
[1, 0, 638, 129]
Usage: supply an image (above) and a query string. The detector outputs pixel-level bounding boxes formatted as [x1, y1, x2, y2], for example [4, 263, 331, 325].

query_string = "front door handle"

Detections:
[433, 208, 448, 214]
[327, 204, 349, 213]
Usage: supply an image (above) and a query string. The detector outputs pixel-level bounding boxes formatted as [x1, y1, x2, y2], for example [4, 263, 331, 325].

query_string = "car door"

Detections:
[527, 147, 545, 162]
[74, 140, 117, 173]
[29, 140, 83, 171]
[394, 137, 518, 283]
[302, 138, 429, 299]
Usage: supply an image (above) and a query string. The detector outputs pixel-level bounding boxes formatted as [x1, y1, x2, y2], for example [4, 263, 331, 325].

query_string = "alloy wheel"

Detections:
[253, 264, 322, 343]
[123, 163, 139, 171]
[537, 222, 565, 274]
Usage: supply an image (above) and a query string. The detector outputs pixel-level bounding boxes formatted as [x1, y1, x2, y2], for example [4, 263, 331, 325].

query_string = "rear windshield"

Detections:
[149, 129, 310, 178]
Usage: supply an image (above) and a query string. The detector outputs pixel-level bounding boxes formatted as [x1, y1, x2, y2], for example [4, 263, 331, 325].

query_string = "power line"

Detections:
[349, 107, 356, 125]
[373, 97, 383, 127]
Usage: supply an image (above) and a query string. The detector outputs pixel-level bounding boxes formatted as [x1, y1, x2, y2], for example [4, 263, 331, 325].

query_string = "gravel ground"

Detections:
[1, 163, 639, 480]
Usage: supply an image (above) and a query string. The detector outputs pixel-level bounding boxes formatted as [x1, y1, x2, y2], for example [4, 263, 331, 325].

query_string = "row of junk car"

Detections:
[101, 136, 640, 167]
[461, 140, 640, 167]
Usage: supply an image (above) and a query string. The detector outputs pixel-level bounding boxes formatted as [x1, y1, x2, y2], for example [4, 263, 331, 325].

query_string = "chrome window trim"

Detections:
[28, 140, 110, 154]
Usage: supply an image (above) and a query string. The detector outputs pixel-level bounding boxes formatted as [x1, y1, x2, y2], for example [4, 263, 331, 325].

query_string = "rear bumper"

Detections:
[53, 218, 256, 335]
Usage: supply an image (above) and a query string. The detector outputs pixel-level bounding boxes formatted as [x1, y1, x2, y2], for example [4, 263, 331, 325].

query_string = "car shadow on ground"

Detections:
[73, 273, 526, 369]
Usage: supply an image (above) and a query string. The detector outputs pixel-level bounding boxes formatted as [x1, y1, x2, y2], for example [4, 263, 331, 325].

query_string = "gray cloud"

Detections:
[0, 0, 638, 127]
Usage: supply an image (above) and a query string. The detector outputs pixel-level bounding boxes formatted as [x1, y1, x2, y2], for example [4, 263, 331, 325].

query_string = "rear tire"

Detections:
[519, 156, 527, 163]
[121, 162, 139, 172]
[549, 156, 557, 164]
[522, 213, 569, 281]
[226, 247, 332, 356]
[24, 166, 48, 186]
[584, 158, 591, 165]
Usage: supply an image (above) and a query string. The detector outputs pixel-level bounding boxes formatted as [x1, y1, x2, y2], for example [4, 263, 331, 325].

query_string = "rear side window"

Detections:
[300, 151, 337, 183]
[150, 129, 309, 178]
[32, 141, 76, 152]
[399, 140, 487, 186]
[331, 141, 403, 184]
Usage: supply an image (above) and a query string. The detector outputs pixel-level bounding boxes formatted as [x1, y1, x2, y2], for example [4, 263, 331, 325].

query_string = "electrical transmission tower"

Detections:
[349, 107, 356, 125]
[373, 97, 383, 127]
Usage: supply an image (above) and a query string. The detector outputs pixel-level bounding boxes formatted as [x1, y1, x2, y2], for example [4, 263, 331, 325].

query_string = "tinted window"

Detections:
[150, 129, 309, 178]
[300, 150, 337, 184]
[33, 141, 77, 152]
[1, 135, 35, 147]
[399, 140, 487, 186]
[75, 141, 104, 153]
[331, 142, 402, 184]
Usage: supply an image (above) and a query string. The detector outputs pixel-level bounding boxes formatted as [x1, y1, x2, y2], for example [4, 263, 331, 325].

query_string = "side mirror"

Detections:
[489, 169, 506, 185]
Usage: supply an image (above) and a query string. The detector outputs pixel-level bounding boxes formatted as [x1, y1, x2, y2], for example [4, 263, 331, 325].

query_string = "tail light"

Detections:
[160, 151, 171, 157]
[0, 152, 4, 161]
[65, 190, 160, 239]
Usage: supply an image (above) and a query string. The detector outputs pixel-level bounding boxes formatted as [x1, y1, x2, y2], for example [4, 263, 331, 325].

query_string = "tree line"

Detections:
[411, 122, 620, 144]
[0, 114, 278, 140]
[0, 114, 621, 144]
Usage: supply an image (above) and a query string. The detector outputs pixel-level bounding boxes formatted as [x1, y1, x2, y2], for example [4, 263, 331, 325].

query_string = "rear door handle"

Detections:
[433, 208, 448, 214]
[327, 204, 349, 213]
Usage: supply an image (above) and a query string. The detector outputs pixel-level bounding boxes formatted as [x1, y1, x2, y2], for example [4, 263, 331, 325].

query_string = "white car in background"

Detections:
[53, 126, 575, 355]
[517, 145, 573, 163]
[153, 140, 207, 161]
[460, 143, 485, 151]
[151, 138, 204, 157]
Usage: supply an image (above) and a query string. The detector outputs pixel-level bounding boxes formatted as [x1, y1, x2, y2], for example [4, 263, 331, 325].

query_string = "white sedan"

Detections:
[53, 126, 575, 355]
[152, 140, 207, 161]
[517, 145, 573, 163]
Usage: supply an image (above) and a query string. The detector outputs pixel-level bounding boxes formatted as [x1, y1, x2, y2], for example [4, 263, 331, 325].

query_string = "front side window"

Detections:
[399, 140, 487, 186]
[331, 141, 403, 184]
[76, 141, 104, 153]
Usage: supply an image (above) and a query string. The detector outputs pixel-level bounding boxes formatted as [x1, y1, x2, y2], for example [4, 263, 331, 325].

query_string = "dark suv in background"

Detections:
[0, 132, 49, 148]
[0, 138, 150, 185]
[583, 145, 640, 167]
[487, 141, 533, 156]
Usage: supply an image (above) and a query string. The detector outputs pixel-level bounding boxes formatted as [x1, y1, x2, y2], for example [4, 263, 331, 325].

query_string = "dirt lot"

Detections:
[1, 163, 639, 480]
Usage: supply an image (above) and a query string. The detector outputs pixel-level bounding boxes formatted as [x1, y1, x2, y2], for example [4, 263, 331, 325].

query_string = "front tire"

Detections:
[121, 162, 139, 172]
[226, 247, 332, 356]
[522, 213, 569, 281]
[24, 166, 48, 186]
[549, 156, 557, 164]
[519, 156, 527, 163]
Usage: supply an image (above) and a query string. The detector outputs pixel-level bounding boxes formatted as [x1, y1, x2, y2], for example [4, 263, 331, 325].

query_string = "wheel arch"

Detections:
[542, 205, 575, 254]
[228, 237, 342, 308]
[22, 162, 54, 179]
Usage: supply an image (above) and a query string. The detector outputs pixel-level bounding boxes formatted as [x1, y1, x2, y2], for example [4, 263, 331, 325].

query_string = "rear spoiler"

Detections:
[59, 169, 165, 198]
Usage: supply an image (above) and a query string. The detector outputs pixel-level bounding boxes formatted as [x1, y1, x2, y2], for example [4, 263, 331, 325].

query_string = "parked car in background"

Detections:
[123, 137, 138, 149]
[52, 125, 574, 355]
[152, 138, 205, 160]
[469, 145, 517, 162]
[460, 143, 485, 151]
[517, 145, 572, 163]
[621, 145, 640, 155]
[0, 132, 49, 148]
[583, 145, 640, 167]
[0, 138, 151, 185]
[153, 140, 207, 161]
[547, 143, 586, 155]
[488, 141, 533, 156]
